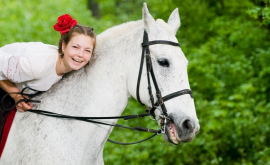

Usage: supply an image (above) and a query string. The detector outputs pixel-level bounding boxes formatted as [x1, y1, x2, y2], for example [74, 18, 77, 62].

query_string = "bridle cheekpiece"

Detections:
[136, 30, 193, 133]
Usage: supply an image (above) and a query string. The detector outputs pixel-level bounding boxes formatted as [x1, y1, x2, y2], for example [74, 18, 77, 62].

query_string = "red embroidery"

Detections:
[7, 56, 20, 82]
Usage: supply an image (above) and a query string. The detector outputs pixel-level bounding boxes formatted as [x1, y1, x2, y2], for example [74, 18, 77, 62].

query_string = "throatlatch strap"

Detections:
[136, 30, 151, 106]
[136, 47, 146, 106]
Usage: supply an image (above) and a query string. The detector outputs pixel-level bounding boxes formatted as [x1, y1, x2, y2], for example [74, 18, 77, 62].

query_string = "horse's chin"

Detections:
[163, 123, 195, 145]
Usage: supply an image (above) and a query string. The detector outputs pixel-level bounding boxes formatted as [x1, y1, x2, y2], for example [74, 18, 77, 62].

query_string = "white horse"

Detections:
[1, 3, 200, 164]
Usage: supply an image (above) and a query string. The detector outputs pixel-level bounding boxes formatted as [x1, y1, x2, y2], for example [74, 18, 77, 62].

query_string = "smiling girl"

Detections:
[0, 14, 96, 112]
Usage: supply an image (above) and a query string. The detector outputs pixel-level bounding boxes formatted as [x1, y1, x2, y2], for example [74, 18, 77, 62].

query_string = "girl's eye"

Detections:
[86, 50, 91, 53]
[73, 46, 78, 48]
[158, 59, 170, 67]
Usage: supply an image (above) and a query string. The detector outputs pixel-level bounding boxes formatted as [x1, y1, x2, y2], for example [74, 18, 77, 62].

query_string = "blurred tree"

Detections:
[88, 0, 101, 18]
[248, 0, 270, 27]
[1, 0, 269, 164]
[103, 0, 270, 164]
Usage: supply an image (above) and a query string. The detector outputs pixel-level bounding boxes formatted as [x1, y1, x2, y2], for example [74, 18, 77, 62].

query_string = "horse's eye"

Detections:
[158, 59, 170, 67]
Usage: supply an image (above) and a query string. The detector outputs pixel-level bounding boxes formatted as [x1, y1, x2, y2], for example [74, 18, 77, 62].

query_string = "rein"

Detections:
[0, 87, 160, 145]
[0, 30, 193, 145]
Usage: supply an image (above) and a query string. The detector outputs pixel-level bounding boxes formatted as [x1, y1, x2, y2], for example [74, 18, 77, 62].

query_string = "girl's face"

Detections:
[62, 33, 94, 71]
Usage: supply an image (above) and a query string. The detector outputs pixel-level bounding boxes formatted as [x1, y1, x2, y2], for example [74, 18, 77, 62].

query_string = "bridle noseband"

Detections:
[136, 30, 193, 133]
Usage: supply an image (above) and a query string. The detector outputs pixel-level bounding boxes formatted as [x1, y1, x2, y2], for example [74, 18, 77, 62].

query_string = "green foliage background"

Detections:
[1, 0, 269, 164]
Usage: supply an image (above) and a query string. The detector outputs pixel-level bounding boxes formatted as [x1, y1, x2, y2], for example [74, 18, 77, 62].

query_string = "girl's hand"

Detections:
[11, 94, 33, 112]
[0, 80, 33, 112]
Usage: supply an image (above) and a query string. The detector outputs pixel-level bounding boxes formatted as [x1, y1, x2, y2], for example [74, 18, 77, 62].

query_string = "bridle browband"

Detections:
[136, 30, 193, 132]
[0, 30, 193, 145]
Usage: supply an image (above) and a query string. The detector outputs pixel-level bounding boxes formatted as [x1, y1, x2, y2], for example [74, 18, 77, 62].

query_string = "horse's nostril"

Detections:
[182, 120, 194, 133]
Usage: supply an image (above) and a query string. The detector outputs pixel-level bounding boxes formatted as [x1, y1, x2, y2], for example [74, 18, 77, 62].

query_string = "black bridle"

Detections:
[136, 30, 193, 133]
[0, 30, 193, 145]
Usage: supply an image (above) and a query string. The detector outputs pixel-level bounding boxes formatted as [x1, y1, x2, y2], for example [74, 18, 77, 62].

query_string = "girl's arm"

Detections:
[0, 80, 33, 112]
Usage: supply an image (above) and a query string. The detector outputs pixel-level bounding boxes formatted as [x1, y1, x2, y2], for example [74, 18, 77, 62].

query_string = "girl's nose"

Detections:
[77, 50, 83, 57]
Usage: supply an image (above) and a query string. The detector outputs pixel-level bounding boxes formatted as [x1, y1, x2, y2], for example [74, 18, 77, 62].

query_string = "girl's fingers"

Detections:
[21, 102, 32, 110]
[28, 102, 33, 107]
[16, 105, 25, 112]
[17, 103, 24, 112]
[16, 102, 32, 112]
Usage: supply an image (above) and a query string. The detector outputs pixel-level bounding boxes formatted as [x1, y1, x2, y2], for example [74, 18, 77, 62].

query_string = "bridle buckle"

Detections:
[159, 114, 171, 134]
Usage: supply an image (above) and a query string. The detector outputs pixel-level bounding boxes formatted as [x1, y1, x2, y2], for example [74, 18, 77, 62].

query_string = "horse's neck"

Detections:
[83, 26, 144, 116]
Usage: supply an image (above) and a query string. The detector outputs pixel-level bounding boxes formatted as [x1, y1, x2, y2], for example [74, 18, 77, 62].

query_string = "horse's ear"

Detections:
[142, 3, 158, 34]
[168, 8, 181, 35]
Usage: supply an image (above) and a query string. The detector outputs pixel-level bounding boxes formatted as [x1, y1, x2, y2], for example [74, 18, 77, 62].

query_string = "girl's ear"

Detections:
[62, 42, 66, 53]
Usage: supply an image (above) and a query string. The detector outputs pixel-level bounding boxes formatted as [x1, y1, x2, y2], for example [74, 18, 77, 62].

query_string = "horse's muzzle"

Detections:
[163, 114, 200, 145]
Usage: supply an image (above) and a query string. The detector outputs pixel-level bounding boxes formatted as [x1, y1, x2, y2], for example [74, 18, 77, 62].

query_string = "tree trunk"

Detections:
[88, 0, 100, 19]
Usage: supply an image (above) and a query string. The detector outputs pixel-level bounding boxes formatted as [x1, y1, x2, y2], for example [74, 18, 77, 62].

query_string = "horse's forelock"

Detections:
[156, 19, 176, 37]
[97, 18, 176, 48]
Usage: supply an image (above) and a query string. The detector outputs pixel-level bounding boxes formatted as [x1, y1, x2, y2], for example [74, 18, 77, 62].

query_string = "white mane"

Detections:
[97, 19, 176, 50]
[97, 20, 143, 46]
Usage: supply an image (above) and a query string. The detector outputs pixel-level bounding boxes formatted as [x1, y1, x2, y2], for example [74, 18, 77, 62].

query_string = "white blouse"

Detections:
[0, 42, 62, 94]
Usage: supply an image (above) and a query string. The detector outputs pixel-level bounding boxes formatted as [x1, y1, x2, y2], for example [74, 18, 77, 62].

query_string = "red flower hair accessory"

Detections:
[53, 14, 77, 35]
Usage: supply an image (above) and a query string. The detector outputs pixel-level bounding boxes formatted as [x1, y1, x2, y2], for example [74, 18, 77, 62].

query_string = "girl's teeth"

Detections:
[73, 58, 82, 62]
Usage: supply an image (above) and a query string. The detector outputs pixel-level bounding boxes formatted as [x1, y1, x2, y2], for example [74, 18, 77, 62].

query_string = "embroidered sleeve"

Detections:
[5, 55, 46, 83]
[6, 56, 22, 83]
[0, 42, 48, 83]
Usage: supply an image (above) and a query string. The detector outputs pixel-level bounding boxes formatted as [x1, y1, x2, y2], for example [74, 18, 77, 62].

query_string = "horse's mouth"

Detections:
[164, 121, 196, 145]
[167, 123, 180, 145]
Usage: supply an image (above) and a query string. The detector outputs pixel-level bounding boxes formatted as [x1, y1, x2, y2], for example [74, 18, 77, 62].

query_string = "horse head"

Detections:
[128, 3, 200, 145]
